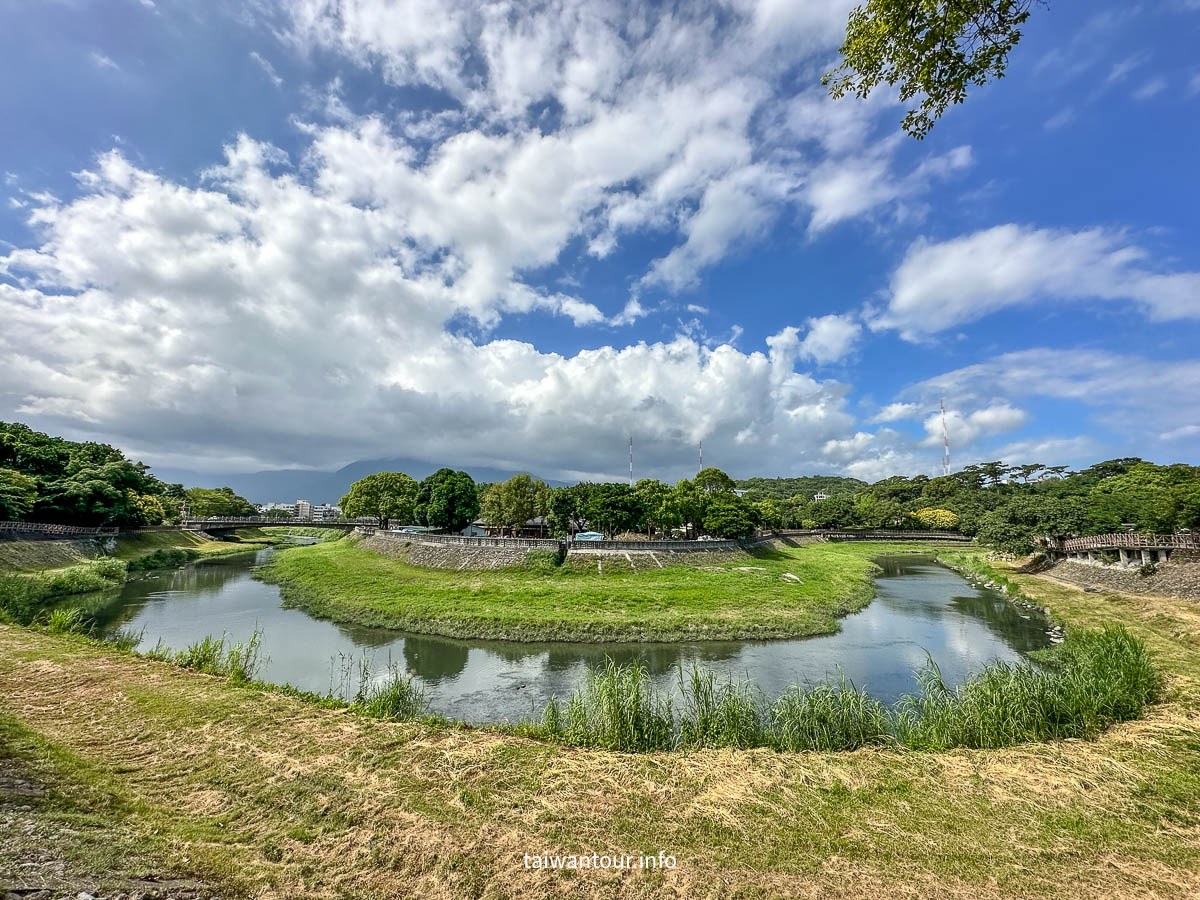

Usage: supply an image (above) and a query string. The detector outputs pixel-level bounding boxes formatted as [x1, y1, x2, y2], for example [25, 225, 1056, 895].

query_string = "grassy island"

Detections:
[254, 538, 918, 642]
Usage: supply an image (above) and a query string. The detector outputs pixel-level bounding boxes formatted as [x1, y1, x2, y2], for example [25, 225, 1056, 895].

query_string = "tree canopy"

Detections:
[0, 422, 182, 526]
[339, 472, 419, 528]
[825, 0, 1039, 138]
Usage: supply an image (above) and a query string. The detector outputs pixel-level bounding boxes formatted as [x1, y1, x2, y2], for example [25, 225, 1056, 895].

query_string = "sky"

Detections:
[1, 0, 1198, 484]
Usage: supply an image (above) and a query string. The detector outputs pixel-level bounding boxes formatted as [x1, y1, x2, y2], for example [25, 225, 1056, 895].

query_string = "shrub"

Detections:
[351, 665, 430, 720]
[1138, 562, 1157, 578]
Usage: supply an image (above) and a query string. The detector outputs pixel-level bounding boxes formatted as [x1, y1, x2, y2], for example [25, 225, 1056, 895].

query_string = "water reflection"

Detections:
[83, 551, 1052, 724]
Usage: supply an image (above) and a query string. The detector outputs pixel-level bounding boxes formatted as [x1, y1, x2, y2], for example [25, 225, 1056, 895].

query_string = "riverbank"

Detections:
[0, 528, 305, 624]
[1, 559, 1198, 898]
[255, 538, 922, 643]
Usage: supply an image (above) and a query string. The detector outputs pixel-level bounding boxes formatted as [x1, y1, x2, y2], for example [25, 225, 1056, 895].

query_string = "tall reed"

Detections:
[532, 625, 1160, 753]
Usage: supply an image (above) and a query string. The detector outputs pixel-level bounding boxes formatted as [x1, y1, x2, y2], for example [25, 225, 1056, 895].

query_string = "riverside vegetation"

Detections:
[1, 550, 1197, 896]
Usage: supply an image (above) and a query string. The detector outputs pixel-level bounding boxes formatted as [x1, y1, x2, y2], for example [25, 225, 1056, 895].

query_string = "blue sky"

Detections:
[1, 0, 1197, 483]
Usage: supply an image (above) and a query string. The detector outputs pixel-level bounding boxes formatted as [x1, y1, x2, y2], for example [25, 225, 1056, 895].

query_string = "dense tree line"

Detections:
[331, 457, 1200, 550]
[749, 459, 1200, 555]
[0, 422, 261, 526]
[0, 422, 183, 526]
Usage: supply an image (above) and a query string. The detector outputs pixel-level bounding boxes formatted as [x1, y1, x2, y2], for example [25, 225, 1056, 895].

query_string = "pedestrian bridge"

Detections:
[183, 516, 373, 531]
[1044, 533, 1200, 565]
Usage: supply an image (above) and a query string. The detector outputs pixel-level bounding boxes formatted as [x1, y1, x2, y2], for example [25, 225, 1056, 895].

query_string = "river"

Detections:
[81, 545, 1052, 724]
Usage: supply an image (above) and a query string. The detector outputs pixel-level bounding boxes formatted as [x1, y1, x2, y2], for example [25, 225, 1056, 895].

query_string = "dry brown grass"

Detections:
[2, 564, 1200, 899]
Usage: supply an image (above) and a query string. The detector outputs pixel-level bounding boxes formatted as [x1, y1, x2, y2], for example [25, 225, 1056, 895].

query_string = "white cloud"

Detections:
[901, 348, 1200, 450]
[90, 52, 120, 71]
[1161, 425, 1200, 441]
[920, 404, 1028, 449]
[1044, 108, 1075, 131]
[271, 0, 964, 296]
[870, 401, 919, 423]
[872, 224, 1200, 339]
[250, 51, 284, 88]
[1132, 77, 1167, 101]
[0, 143, 861, 479]
[797, 314, 861, 364]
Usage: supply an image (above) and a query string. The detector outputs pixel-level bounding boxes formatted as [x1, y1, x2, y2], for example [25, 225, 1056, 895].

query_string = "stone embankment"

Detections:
[1048, 558, 1200, 601]
[359, 534, 536, 570]
[359, 531, 770, 571]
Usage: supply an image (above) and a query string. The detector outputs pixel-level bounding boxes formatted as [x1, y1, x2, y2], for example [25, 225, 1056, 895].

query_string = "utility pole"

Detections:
[629, 435, 633, 487]
[940, 399, 951, 477]
[698, 439, 703, 472]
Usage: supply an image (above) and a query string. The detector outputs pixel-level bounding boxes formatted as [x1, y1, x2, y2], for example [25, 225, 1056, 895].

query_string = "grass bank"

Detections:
[1, 554, 1199, 898]
[0, 528, 292, 625]
[255, 538, 917, 642]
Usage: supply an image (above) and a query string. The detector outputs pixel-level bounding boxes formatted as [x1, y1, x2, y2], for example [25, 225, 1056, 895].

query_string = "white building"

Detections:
[295, 499, 313, 518]
[812, 492, 830, 501]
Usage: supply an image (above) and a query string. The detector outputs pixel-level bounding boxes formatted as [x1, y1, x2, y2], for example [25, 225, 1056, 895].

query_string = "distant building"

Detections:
[311, 503, 341, 520]
[812, 492, 830, 501]
[732, 489, 748, 498]
[295, 499, 313, 518]
[461, 519, 487, 537]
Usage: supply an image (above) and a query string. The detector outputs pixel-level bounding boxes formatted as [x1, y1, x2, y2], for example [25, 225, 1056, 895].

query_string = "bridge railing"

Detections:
[815, 529, 972, 542]
[0, 520, 120, 537]
[182, 516, 375, 528]
[1053, 533, 1200, 552]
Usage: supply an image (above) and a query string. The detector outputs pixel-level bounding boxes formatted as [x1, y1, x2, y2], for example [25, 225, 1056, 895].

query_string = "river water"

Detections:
[83, 546, 1051, 724]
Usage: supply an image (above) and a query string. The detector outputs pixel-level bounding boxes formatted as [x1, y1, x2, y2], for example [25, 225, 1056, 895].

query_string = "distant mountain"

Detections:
[153, 456, 570, 504]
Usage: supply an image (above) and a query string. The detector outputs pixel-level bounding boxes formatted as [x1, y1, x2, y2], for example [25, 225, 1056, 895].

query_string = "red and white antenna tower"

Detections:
[940, 399, 951, 476]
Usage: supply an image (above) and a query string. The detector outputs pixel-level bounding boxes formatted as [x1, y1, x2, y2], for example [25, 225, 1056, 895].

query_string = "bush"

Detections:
[1138, 562, 1157, 578]
[127, 548, 194, 571]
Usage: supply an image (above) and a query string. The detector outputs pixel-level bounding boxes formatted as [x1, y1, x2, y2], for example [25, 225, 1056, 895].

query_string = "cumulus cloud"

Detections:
[870, 401, 919, 423]
[871, 225, 1200, 339]
[0, 143, 859, 479]
[798, 314, 861, 364]
[920, 404, 1028, 449]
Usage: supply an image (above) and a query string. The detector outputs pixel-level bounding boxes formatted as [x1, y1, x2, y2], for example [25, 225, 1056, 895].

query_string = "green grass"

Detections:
[525, 625, 1160, 752]
[0, 557, 129, 624]
[256, 539, 931, 642]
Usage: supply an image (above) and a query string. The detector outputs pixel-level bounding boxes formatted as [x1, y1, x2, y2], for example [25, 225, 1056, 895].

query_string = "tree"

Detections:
[694, 467, 737, 495]
[702, 497, 756, 538]
[0, 468, 37, 520]
[264, 508, 294, 520]
[754, 498, 783, 531]
[825, 0, 1039, 139]
[911, 507, 960, 530]
[426, 471, 480, 532]
[339, 472, 418, 529]
[1013, 463, 1044, 483]
[584, 483, 644, 536]
[480, 474, 547, 535]
[184, 486, 256, 518]
[634, 479, 680, 537]
[1087, 463, 1200, 534]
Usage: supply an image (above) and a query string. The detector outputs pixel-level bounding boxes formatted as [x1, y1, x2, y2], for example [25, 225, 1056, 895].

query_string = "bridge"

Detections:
[777, 529, 972, 542]
[1044, 533, 1200, 565]
[181, 516, 373, 531]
